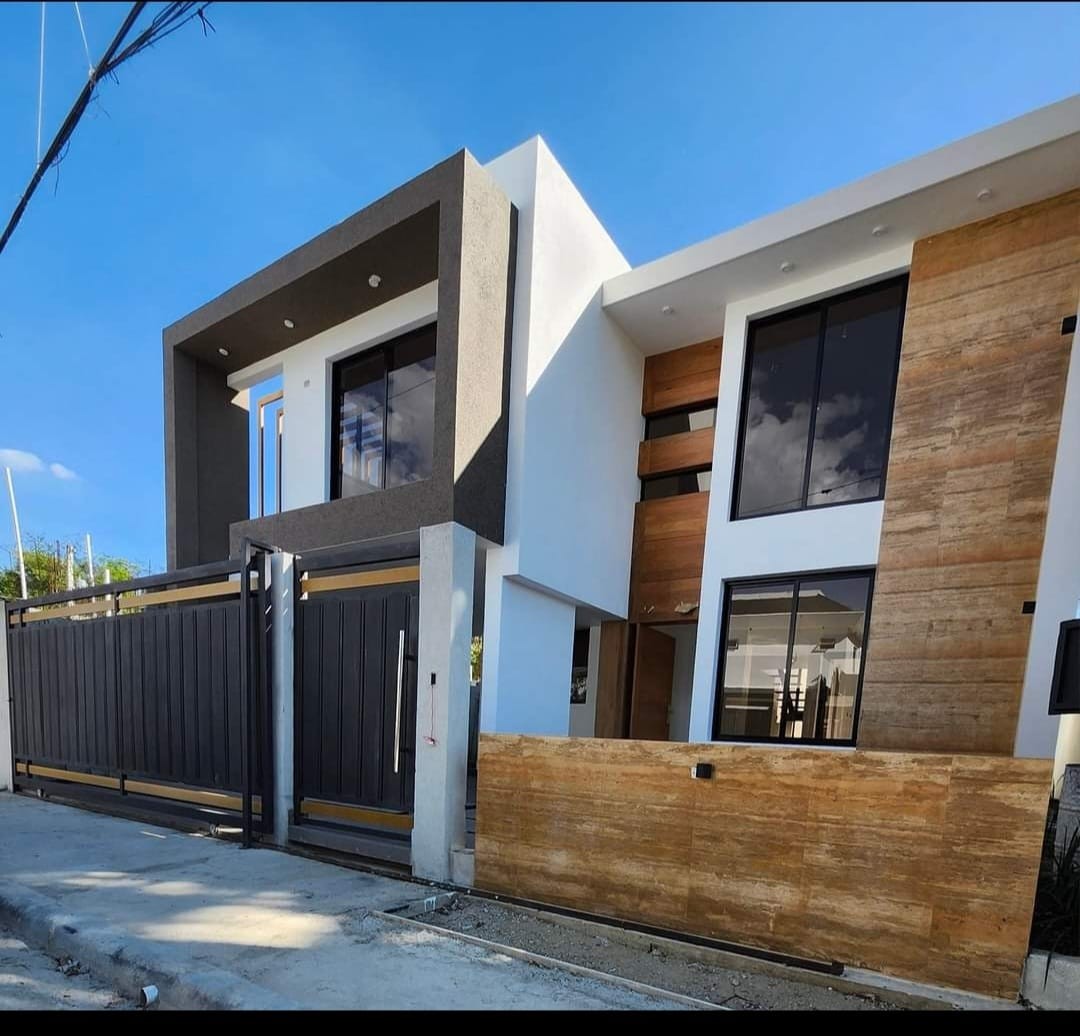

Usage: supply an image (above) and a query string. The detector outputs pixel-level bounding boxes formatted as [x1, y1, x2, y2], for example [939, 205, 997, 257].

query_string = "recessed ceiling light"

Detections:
[368, 273, 382, 289]
[871, 224, 888, 237]
[660, 305, 675, 316]
[780, 260, 795, 274]
[218, 347, 230, 357]
[283, 318, 295, 329]
[976, 187, 993, 202]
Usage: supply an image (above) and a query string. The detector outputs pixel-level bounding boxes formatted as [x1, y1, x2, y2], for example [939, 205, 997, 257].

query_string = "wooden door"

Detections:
[629, 625, 676, 740]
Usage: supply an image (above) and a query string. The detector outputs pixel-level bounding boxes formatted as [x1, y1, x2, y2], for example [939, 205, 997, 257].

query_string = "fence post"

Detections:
[270, 551, 294, 847]
[0, 601, 12, 792]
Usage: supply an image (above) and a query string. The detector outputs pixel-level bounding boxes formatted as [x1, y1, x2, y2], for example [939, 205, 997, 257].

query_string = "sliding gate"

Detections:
[5, 549, 272, 841]
[291, 548, 419, 866]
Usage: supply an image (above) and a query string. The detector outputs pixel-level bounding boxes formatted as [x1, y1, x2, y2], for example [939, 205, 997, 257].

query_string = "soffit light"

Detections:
[283, 318, 295, 329]
[368, 273, 382, 288]
[871, 224, 888, 237]
[218, 347, 230, 357]
[661, 305, 676, 316]
[977, 187, 994, 202]
[780, 260, 795, 274]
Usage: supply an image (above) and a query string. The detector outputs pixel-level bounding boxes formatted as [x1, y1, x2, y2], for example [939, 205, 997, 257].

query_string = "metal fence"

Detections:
[5, 543, 272, 842]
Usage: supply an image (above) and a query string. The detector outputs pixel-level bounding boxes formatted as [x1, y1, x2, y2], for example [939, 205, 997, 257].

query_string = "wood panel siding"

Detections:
[475, 734, 1050, 998]
[642, 337, 722, 416]
[629, 493, 709, 623]
[637, 426, 714, 479]
[859, 189, 1080, 754]
[593, 621, 632, 738]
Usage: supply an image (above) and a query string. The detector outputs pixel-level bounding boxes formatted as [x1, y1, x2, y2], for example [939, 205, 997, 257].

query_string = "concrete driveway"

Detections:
[0, 794, 681, 1010]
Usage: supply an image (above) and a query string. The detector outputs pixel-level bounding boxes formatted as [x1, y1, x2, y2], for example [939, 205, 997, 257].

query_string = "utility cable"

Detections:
[36, 3, 46, 164]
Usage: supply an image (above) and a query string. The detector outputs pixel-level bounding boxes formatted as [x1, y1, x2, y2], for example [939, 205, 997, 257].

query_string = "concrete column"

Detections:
[269, 552, 295, 846]
[412, 522, 475, 882]
[480, 570, 575, 735]
[0, 603, 12, 792]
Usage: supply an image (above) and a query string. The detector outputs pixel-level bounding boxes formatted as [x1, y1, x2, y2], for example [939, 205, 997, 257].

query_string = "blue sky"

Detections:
[0, 1, 1078, 572]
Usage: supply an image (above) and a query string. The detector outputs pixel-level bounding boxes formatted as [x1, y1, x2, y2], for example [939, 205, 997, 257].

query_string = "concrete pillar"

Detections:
[412, 522, 475, 882]
[480, 570, 575, 735]
[269, 552, 295, 846]
[0, 603, 12, 793]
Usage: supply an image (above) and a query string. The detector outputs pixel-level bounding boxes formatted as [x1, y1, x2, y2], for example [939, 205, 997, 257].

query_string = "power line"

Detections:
[1, 2, 215, 260]
[36, 3, 46, 164]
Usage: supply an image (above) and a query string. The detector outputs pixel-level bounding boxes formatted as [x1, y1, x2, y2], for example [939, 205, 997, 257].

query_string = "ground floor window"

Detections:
[713, 569, 873, 744]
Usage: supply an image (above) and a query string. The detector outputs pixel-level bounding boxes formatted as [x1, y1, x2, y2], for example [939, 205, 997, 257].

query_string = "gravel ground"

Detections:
[0, 926, 131, 1011]
[420, 898, 906, 1010]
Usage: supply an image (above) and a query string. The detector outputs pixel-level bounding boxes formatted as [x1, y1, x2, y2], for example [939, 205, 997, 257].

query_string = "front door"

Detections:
[629, 625, 676, 740]
[295, 577, 419, 836]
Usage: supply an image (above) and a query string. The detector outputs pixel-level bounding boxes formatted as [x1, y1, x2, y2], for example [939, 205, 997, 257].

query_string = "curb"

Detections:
[372, 909, 725, 1010]
[0, 881, 302, 1011]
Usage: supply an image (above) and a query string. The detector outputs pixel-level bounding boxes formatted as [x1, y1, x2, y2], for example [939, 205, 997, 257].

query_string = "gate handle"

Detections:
[393, 628, 405, 774]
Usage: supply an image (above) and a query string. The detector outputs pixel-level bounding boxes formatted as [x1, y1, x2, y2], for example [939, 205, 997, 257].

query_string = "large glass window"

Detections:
[713, 570, 872, 744]
[332, 324, 436, 499]
[733, 278, 907, 519]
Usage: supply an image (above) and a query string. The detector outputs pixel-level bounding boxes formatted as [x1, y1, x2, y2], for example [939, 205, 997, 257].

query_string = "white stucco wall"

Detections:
[481, 570, 577, 735]
[1014, 301, 1080, 774]
[227, 282, 438, 513]
[479, 137, 644, 734]
[687, 245, 914, 743]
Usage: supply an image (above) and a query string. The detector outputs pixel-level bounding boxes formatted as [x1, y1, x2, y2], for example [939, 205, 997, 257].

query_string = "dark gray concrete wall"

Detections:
[165, 348, 249, 568]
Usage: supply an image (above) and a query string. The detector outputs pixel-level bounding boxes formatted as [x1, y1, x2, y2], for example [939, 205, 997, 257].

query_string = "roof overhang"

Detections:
[603, 95, 1080, 354]
[163, 152, 468, 373]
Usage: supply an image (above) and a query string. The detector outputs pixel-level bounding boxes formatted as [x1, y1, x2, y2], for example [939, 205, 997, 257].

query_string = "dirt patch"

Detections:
[417, 898, 905, 1010]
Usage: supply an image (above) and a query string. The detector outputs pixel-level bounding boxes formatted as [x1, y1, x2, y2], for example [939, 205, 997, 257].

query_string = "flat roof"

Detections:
[603, 94, 1080, 353]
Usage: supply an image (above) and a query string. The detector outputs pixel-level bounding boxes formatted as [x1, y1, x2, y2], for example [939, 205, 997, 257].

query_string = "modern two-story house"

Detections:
[6, 95, 1077, 1002]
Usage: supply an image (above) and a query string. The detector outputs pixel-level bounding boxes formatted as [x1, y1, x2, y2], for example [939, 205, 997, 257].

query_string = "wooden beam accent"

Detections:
[15, 761, 27, 775]
[9, 596, 114, 625]
[859, 188, 1080, 753]
[301, 565, 420, 596]
[642, 337, 721, 416]
[116, 577, 257, 611]
[593, 621, 632, 739]
[637, 426, 714, 479]
[628, 493, 708, 624]
[299, 797, 413, 831]
[124, 778, 262, 814]
[22, 763, 120, 790]
[475, 734, 1050, 999]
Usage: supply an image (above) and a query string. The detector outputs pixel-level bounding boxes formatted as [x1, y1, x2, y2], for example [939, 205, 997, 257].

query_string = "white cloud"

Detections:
[0, 448, 45, 473]
[0, 449, 80, 481]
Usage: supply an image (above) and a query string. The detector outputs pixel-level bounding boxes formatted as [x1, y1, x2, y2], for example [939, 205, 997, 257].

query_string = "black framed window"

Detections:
[641, 471, 711, 500]
[732, 277, 907, 520]
[331, 324, 436, 499]
[713, 569, 873, 745]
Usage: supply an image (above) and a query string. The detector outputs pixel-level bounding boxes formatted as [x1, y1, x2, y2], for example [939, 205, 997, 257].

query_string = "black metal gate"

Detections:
[291, 546, 419, 865]
[5, 548, 272, 841]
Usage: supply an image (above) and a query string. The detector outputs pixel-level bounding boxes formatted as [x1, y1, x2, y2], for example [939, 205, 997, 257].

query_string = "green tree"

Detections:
[0, 536, 143, 600]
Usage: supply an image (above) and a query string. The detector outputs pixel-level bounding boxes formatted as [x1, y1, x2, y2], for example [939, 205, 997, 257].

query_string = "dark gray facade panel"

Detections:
[167, 148, 517, 566]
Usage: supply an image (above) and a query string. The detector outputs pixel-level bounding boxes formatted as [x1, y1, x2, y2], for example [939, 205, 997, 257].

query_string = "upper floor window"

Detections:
[732, 277, 907, 520]
[331, 324, 436, 499]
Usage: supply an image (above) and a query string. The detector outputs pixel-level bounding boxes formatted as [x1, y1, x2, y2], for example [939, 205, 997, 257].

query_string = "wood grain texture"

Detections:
[475, 734, 1050, 998]
[629, 493, 709, 623]
[859, 189, 1080, 754]
[642, 337, 722, 416]
[638, 426, 715, 478]
[629, 626, 675, 740]
[594, 621, 632, 738]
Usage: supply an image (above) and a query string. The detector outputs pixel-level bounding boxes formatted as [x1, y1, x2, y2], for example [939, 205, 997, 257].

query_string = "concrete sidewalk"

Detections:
[0, 795, 680, 1010]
